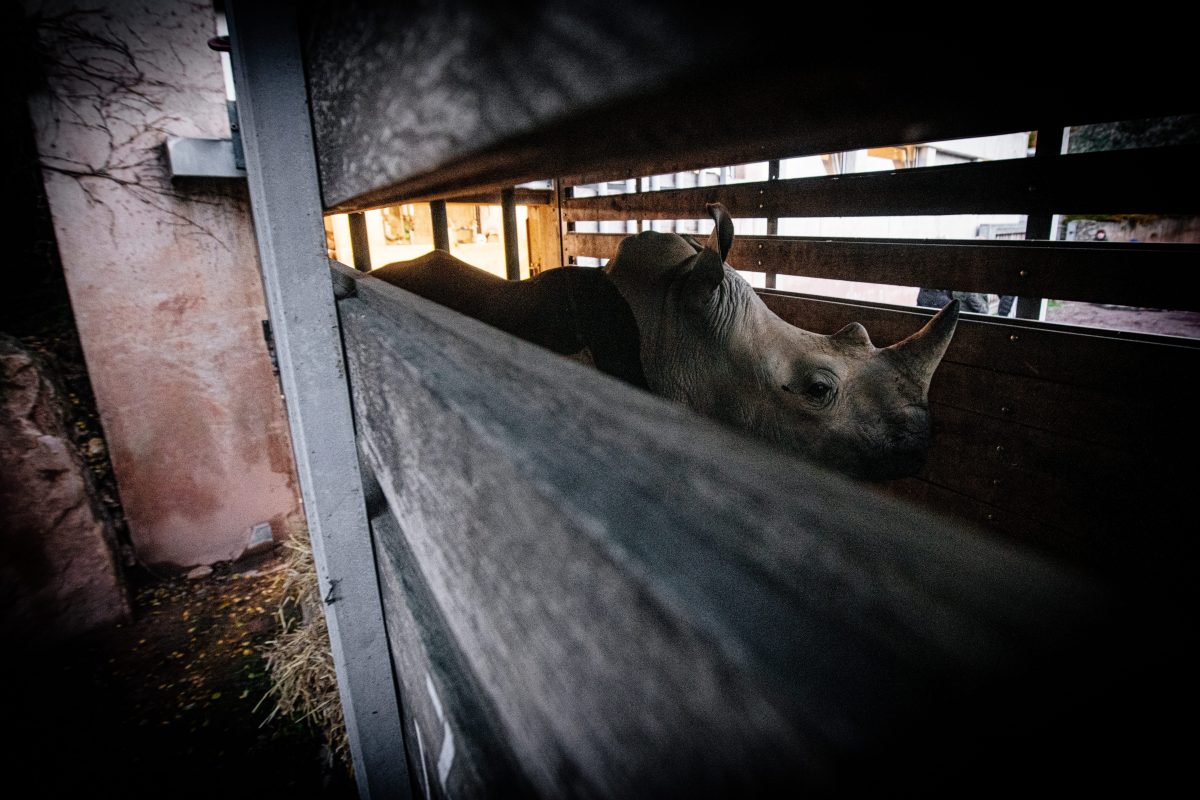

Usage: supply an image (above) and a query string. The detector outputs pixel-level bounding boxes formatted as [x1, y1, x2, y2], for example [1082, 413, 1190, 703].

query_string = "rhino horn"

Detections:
[886, 300, 960, 386]
[683, 203, 735, 310]
[831, 321, 873, 349]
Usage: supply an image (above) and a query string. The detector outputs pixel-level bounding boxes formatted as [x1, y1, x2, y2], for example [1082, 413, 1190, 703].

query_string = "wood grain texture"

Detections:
[369, 506, 536, 799]
[561, 145, 1200, 220]
[300, 5, 1193, 211]
[565, 233, 1200, 311]
[757, 292, 1195, 570]
[526, 203, 563, 275]
[301, 0, 735, 210]
[759, 291, 1200, 393]
[332, 259, 1121, 795]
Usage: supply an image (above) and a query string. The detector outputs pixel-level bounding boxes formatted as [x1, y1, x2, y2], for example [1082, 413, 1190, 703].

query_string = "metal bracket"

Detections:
[261, 319, 282, 394]
[227, 100, 245, 170]
[165, 97, 245, 180]
[166, 136, 246, 179]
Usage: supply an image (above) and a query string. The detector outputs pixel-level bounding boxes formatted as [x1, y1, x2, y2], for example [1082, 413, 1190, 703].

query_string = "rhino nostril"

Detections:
[884, 406, 929, 436]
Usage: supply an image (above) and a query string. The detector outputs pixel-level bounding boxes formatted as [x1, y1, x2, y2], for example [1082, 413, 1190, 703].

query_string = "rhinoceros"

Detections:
[604, 203, 958, 481]
[369, 203, 958, 480]
[371, 251, 648, 388]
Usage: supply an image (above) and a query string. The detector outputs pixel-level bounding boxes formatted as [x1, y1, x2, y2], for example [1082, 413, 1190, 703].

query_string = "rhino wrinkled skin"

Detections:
[603, 204, 958, 481]
[371, 203, 958, 481]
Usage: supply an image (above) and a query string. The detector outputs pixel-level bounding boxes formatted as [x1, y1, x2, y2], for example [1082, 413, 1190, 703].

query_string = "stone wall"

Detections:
[1, 335, 129, 642]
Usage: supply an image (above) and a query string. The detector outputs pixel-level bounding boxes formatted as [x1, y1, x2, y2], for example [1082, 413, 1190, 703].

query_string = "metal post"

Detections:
[348, 211, 372, 272]
[1018, 124, 1065, 320]
[501, 187, 521, 280]
[764, 158, 780, 289]
[430, 199, 450, 252]
[225, 3, 410, 798]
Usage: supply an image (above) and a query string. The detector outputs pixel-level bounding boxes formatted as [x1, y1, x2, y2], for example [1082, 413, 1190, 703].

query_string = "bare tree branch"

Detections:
[28, 8, 236, 252]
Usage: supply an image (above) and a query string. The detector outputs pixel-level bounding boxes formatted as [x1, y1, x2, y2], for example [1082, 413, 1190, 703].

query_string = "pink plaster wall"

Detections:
[26, 0, 303, 568]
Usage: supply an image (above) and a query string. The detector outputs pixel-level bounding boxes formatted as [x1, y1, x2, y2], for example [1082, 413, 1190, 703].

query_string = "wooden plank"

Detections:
[882, 478, 1070, 558]
[332, 258, 1117, 794]
[526, 203, 563, 276]
[501, 188, 520, 280]
[561, 145, 1200, 221]
[299, 4, 1193, 211]
[929, 361, 1163, 454]
[347, 211, 371, 272]
[921, 404, 1128, 532]
[764, 159, 781, 289]
[916, 401, 1192, 570]
[369, 506, 536, 798]
[564, 234, 1200, 311]
[1016, 123, 1066, 318]
[430, 199, 450, 252]
[224, 4, 409, 798]
[758, 292, 1196, 571]
[758, 291, 1200, 395]
[442, 188, 553, 207]
[880, 387, 1194, 569]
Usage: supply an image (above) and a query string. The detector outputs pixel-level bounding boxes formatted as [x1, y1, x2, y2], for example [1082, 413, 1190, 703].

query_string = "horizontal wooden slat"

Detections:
[561, 145, 1200, 221]
[442, 188, 553, 207]
[760, 291, 1200, 394]
[923, 404, 1126, 532]
[883, 478, 1069, 556]
[369, 507, 536, 797]
[301, 3, 1193, 211]
[929, 361, 1161, 454]
[918, 400, 1193, 570]
[332, 188, 554, 213]
[753, 293, 1194, 569]
[564, 234, 1200, 311]
[331, 259, 1117, 795]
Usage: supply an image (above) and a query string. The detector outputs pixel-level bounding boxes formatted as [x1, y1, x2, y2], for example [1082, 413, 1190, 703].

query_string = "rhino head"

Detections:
[604, 203, 959, 481]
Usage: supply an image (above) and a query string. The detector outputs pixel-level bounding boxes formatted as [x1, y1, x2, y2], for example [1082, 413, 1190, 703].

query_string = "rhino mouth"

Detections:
[817, 436, 928, 482]
[864, 443, 929, 482]
[852, 407, 932, 481]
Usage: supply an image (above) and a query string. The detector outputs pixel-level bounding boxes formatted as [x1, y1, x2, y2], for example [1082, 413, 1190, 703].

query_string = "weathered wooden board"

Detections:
[881, 477, 1066, 555]
[760, 291, 1200, 394]
[526, 203, 563, 275]
[564, 233, 1200, 311]
[751, 293, 1195, 570]
[368, 504, 535, 798]
[911, 410, 1189, 573]
[332, 259, 1123, 794]
[300, 4, 1192, 211]
[561, 145, 1200, 220]
[920, 403, 1132, 556]
[928, 360, 1164, 454]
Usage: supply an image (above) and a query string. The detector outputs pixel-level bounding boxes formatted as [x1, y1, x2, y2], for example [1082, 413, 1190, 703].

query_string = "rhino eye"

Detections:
[782, 376, 836, 408]
[805, 381, 833, 404]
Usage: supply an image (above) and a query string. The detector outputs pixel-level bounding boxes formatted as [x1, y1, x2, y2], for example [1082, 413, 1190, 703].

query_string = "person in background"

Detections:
[917, 289, 1016, 317]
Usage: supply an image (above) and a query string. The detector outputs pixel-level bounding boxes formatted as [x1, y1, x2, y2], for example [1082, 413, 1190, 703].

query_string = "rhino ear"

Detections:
[887, 300, 960, 387]
[681, 204, 735, 311]
[705, 203, 734, 261]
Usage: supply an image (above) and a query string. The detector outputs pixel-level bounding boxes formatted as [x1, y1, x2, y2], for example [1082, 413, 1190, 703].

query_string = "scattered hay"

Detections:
[259, 527, 351, 770]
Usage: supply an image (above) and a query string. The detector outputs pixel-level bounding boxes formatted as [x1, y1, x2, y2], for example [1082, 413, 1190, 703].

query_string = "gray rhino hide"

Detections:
[603, 204, 958, 481]
[370, 204, 957, 481]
